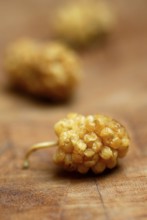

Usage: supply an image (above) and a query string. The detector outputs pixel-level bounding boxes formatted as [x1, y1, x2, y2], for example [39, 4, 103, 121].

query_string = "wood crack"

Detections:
[95, 178, 109, 220]
[0, 141, 12, 155]
[0, 126, 14, 155]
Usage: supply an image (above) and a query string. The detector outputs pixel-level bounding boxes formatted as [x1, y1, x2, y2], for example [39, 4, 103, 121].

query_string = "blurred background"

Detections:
[0, 1, 147, 219]
[0, 0, 147, 118]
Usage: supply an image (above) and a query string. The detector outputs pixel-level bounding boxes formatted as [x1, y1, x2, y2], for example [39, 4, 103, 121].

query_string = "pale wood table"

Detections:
[0, 0, 147, 219]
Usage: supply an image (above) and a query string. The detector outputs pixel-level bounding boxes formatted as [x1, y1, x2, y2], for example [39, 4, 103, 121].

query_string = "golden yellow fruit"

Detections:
[53, 1, 115, 46]
[4, 39, 81, 101]
[23, 113, 130, 174]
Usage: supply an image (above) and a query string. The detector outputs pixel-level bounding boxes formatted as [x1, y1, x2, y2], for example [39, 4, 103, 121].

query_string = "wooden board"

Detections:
[0, 0, 147, 219]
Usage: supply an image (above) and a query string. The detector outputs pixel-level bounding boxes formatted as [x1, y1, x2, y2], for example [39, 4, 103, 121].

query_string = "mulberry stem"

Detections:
[23, 141, 57, 169]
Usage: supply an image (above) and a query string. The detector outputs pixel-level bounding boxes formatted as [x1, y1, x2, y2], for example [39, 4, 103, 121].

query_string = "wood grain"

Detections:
[0, 0, 147, 219]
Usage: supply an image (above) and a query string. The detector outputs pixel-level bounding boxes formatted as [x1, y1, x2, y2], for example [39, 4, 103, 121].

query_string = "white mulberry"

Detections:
[23, 113, 130, 174]
[53, 1, 115, 47]
[4, 39, 81, 101]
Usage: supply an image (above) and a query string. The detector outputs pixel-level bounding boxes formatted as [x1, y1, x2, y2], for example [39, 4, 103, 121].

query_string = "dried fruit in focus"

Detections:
[23, 113, 130, 174]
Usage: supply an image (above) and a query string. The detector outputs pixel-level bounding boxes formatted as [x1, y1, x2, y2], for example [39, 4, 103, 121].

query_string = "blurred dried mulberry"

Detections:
[4, 39, 81, 101]
[53, 1, 115, 47]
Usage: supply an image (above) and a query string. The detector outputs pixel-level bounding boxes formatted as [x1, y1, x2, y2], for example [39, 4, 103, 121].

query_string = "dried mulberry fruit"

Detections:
[4, 39, 80, 101]
[53, 1, 114, 47]
[23, 113, 130, 174]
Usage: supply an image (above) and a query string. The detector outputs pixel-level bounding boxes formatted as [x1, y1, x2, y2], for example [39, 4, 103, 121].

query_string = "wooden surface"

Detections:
[0, 0, 147, 219]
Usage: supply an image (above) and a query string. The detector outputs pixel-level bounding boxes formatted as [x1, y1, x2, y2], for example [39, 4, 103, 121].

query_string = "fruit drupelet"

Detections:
[4, 39, 80, 101]
[23, 114, 130, 174]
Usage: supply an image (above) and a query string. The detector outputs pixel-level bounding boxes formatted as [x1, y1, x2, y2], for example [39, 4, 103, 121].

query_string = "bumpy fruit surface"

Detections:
[54, 114, 130, 174]
[4, 39, 80, 101]
[54, 1, 114, 46]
